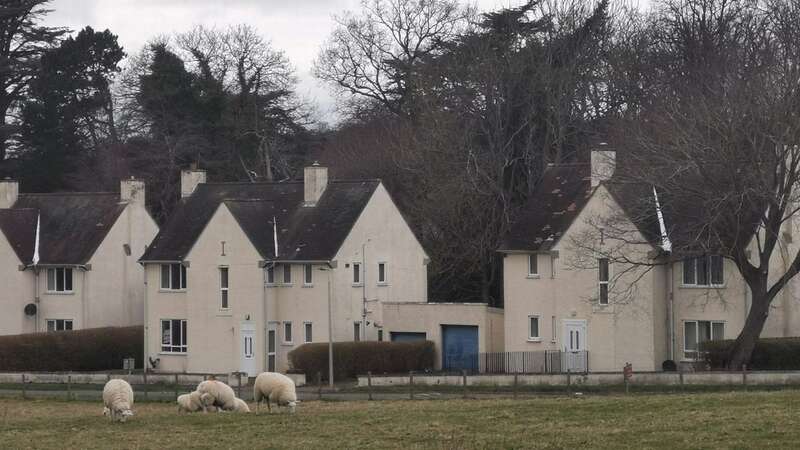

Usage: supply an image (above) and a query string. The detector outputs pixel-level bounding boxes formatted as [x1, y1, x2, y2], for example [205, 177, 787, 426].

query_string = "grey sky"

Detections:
[43, 1, 642, 123]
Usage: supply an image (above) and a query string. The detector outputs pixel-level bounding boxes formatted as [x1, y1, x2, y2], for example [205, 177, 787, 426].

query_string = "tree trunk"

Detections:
[726, 289, 771, 370]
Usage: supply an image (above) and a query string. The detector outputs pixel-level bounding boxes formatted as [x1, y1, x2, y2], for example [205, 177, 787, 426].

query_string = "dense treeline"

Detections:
[3, 1, 800, 367]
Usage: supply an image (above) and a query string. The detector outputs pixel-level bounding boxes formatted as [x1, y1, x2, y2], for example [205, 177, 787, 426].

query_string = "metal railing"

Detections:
[477, 350, 589, 374]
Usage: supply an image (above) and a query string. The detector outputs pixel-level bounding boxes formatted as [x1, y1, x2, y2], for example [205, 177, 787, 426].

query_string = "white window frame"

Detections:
[219, 267, 229, 310]
[160, 263, 187, 291]
[352, 262, 362, 286]
[527, 254, 539, 278]
[303, 264, 313, 286]
[282, 264, 292, 285]
[265, 265, 276, 286]
[551, 315, 557, 343]
[682, 255, 725, 287]
[598, 258, 610, 305]
[527, 315, 541, 342]
[283, 321, 293, 344]
[46, 319, 73, 332]
[683, 320, 725, 360]
[46, 267, 74, 293]
[354, 322, 361, 341]
[377, 262, 388, 285]
[303, 322, 313, 343]
[160, 319, 187, 353]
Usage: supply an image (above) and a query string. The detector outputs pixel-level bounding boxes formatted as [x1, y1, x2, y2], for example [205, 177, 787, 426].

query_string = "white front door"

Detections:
[241, 323, 256, 377]
[562, 320, 587, 373]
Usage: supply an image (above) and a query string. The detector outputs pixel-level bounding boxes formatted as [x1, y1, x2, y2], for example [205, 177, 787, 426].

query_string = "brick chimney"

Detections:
[181, 167, 207, 198]
[120, 177, 145, 205]
[0, 178, 19, 208]
[304, 162, 328, 207]
[591, 144, 616, 188]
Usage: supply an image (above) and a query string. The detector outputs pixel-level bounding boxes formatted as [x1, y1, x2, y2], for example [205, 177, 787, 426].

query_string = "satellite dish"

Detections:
[24, 303, 37, 316]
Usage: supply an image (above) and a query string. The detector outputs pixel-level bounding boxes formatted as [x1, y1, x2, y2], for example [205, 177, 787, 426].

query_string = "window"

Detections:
[304, 322, 313, 343]
[160, 264, 186, 290]
[46, 268, 73, 293]
[528, 315, 540, 340]
[46, 319, 73, 332]
[282, 264, 292, 284]
[266, 265, 275, 285]
[378, 329, 383, 341]
[219, 267, 229, 309]
[528, 254, 538, 277]
[244, 335, 254, 359]
[304, 264, 313, 285]
[684, 320, 724, 359]
[353, 263, 361, 285]
[283, 322, 293, 343]
[551, 316, 557, 342]
[377, 262, 387, 284]
[683, 255, 724, 287]
[161, 319, 187, 353]
[598, 258, 610, 305]
[354, 322, 361, 341]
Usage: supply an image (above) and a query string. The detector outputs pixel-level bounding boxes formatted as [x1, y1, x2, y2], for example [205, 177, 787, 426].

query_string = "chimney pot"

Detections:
[0, 179, 18, 208]
[304, 164, 328, 207]
[591, 147, 616, 188]
[120, 178, 145, 205]
[181, 168, 207, 198]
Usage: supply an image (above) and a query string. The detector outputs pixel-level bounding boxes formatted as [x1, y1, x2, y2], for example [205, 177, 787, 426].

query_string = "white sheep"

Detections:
[253, 372, 297, 414]
[231, 397, 251, 413]
[102, 379, 134, 422]
[197, 379, 237, 412]
[176, 391, 218, 413]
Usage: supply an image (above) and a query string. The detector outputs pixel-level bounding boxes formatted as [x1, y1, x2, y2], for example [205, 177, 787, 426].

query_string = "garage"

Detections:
[441, 325, 479, 372]
[390, 332, 427, 342]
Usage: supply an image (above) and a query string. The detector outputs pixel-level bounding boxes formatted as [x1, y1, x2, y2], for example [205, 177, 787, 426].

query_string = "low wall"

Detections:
[0, 372, 244, 387]
[357, 371, 800, 387]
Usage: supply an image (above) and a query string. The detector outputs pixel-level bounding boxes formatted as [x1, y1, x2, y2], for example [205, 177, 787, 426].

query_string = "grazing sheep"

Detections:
[102, 379, 134, 422]
[176, 391, 218, 413]
[197, 379, 237, 412]
[253, 372, 297, 414]
[231, 397, 251, 413]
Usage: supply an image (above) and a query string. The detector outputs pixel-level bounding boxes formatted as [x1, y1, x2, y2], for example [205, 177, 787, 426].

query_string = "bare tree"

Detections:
[314, 0, 475, 116]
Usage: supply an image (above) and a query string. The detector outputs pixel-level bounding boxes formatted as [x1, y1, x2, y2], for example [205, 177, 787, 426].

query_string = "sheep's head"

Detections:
[117, 409, 134, 422]
[287, 401, 296, 413]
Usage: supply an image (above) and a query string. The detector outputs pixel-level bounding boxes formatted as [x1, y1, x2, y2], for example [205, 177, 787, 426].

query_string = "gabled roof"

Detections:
[140, 180, 381, 262]
[0, 193, 127, 265]
[500, 164, 594, 252]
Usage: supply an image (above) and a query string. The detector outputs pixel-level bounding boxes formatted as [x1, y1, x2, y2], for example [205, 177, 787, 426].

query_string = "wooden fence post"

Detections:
[67, 375, 72, 401]
[367, 371, 373, 401]
[174, 373, 179, 400]
[318, 372, 322, 400]
[742, 364, 748, 390]
[513, 373, 518, 399]
[462, 370, 468, 399]
[21, 374, 26, 400]
[409, 371, 415, 400]
[237, 372, 243, 399]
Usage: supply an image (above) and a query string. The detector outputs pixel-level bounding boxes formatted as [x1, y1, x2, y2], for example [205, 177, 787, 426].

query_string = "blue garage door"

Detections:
[442, 325, 479, 372]
[391, 332, 427, 342]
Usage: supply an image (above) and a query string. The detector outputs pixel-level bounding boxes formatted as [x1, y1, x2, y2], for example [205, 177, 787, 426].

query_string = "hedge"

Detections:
[288, 340, 435, 380]
[0, 326, 143, 372]
[702, 337, 800, 370]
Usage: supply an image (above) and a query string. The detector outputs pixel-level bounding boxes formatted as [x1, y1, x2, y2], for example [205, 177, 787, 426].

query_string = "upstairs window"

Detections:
[304, 264, 313, 285]
[46, 319, 73, 332]
[377, 262, 387, 284]
[266, 265, 275, 285]
[598, 258, 610, 305]
[161, 264, 187, 290]
[219, 267, 229, 309]
[528, 254, 538, 277]
[352, 263, 361, 285]
[46, 268, 73, 293]
[683, 255, 724, 287]
[282, 264, 292, 284]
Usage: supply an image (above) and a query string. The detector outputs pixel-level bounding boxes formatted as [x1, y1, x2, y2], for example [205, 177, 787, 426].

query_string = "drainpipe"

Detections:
[667, 260, 675, 362]
[262, 263, 269, 373]
[82, 269, 88, 328]
[143, 263, 149, 375]
[34, 268, 40, 332]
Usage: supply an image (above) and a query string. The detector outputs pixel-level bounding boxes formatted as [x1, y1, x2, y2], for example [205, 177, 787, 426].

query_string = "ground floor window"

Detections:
[46, 319, 73, 332]
[161, 319, 187, 353]
[304, 322, 313, 343]
[284, 322, 293, 344]
[684, 320, 724, 359]
[528, 315, 540, 340]
[354, 322, 361, 341]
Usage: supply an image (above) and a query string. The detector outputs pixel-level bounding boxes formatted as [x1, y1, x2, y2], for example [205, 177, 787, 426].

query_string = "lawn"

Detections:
[1, 391, 798, 449]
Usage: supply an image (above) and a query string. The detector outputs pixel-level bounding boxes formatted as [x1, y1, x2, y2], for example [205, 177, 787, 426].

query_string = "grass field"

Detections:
[1, 391, 799, 449]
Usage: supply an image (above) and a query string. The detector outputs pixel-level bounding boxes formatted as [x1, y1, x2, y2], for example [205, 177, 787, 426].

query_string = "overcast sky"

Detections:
[44, 1, 647, 124]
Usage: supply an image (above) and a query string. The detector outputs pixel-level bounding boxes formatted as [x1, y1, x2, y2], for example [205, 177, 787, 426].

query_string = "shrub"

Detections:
[702, 337, 800, 370]
[0, 326, 143, 372]
[288, 340, 435, 380]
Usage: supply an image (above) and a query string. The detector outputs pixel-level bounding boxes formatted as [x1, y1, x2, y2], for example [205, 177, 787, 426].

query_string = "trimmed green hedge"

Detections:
[702, 337, 800, 370]
[288, 341, 435, 380]
[0, 326, 143, 371]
